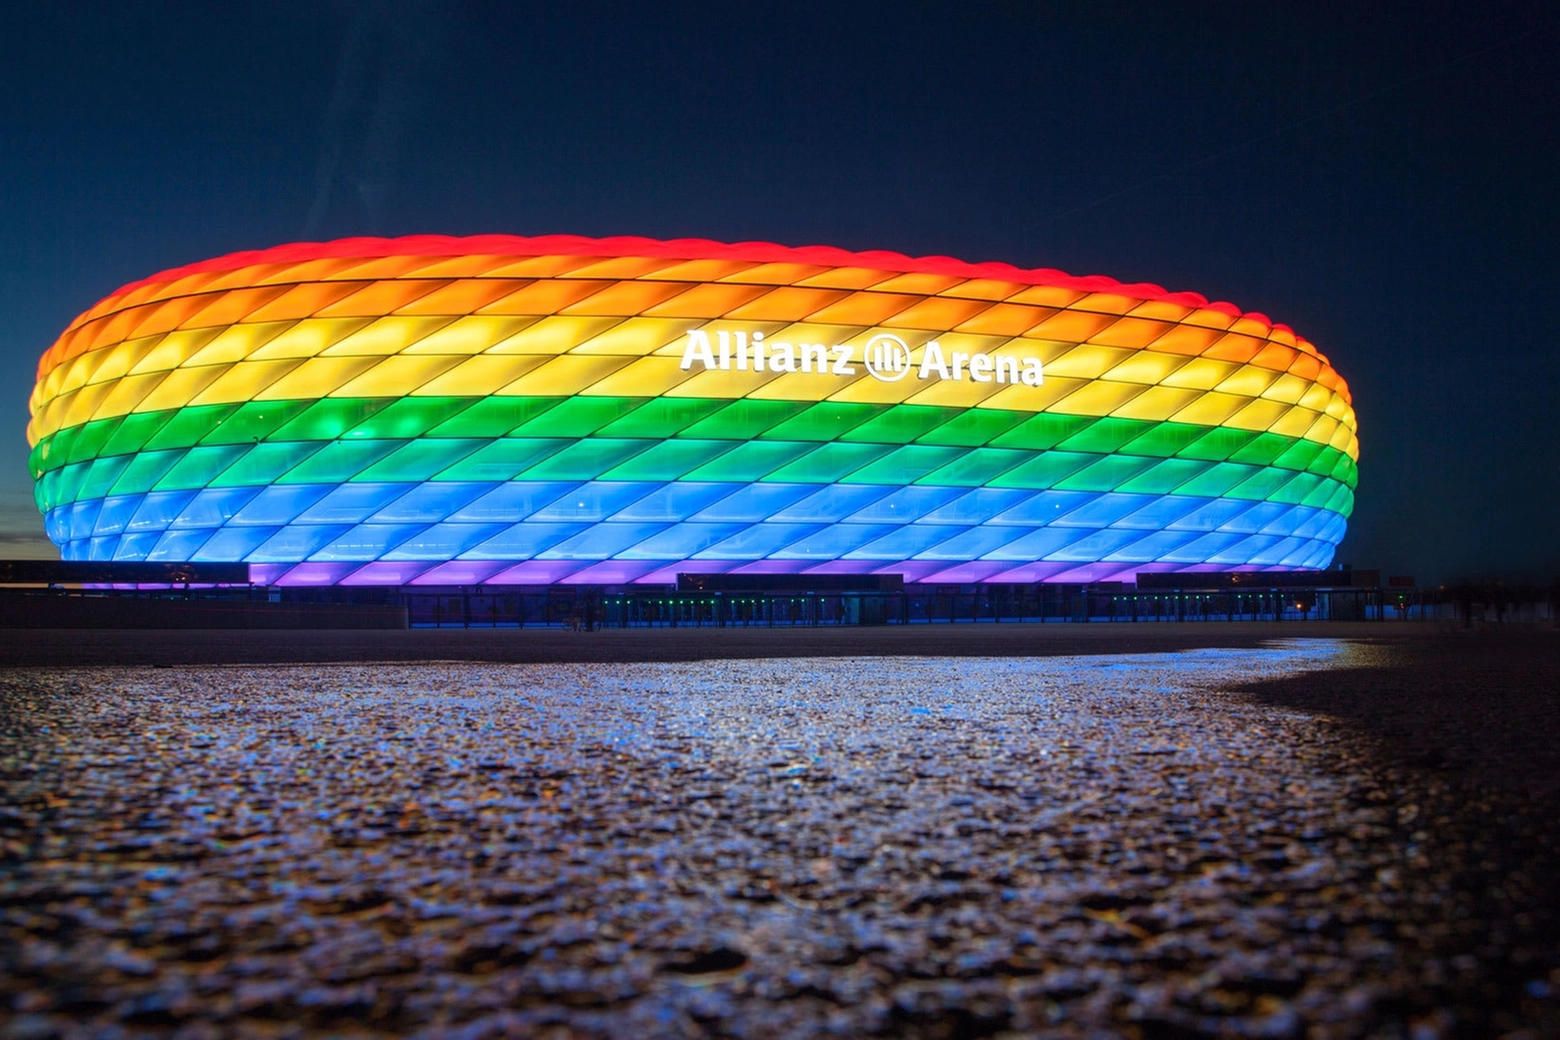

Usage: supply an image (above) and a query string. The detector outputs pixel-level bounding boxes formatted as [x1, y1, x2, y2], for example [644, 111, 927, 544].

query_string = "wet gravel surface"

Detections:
[0, 621, 1415, 669]
[3, 635, 1559, 1038]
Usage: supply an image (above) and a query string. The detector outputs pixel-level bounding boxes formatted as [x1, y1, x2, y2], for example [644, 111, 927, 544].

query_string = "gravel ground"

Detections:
[0, 621, 1440, 668]
[2, 632, 1558, 1038]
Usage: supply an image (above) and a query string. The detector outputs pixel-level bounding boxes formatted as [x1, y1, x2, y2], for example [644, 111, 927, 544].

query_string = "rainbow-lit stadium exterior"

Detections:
[27, 236, 1358, 586]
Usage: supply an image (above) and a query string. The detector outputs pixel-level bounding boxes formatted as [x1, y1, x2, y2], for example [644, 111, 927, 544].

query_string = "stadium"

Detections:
[27, 235, 1358, 588]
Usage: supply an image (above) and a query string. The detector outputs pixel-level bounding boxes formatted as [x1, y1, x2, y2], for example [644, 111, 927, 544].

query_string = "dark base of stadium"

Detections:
[4, 560, 1542, 629]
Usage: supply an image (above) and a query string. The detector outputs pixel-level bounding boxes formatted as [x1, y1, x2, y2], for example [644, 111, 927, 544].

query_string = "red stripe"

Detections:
[95, 233, 1291, 336]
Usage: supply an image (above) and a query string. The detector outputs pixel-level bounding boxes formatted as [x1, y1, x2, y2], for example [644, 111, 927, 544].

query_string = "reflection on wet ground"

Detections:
[2, 638, 1557, 1037]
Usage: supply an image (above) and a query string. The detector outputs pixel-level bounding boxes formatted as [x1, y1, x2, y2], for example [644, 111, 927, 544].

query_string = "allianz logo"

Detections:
[678, 328, 1044, 386]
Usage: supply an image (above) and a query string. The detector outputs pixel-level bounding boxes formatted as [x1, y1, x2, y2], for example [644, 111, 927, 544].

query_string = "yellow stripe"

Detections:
[400, 315, 538, 355]
[132, 366, 228, 414]
[409, 355, 549, 397]
[496, 355, 637, 396]
[1109, 385, 1204, 421]
[578, 356, 694, 398]
[189, 359, 306, 406]
[31, 271, 1359, 463]
[331, 355, 465, 398]
[28, 344, 1361, 458]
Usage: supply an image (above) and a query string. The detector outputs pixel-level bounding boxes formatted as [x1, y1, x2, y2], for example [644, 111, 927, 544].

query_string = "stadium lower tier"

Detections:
[40, 478, 1347, 586]
[29, 393, 1354, 585]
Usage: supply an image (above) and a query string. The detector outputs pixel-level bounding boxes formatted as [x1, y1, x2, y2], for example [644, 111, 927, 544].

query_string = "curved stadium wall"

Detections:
[27, 235, 1358, 587]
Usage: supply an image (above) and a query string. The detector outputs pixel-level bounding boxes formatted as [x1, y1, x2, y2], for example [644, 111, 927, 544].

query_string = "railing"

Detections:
[395, 586, 1437, 628]
[6, 582, 1549, 630]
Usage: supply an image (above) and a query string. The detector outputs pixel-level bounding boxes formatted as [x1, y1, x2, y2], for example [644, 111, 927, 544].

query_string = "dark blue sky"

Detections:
[2, 1, 1556, 582]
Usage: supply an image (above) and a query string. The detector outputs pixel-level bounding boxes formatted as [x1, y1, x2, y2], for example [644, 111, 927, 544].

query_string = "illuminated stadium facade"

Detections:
[27, 235, 1358, 587]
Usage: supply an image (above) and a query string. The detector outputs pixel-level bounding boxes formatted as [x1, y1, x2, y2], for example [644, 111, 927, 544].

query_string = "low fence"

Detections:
[2, 583, 1549, 630]
[397, 585, 1415, 628]
[0, 592, 407, 629]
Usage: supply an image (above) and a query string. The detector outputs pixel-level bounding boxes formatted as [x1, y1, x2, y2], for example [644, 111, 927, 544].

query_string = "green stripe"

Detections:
[594, 397, 730, 438]
[916, 447, 1034, 487]
[678, 399, 812, 440]
[1177, 426, 1256, 461]
[430, 397, 564, 437]
[598, 439, 737, 481]
[509, 397, 647, 438]
[513, 439, 654, 481]
[153, 444, 253, 491]
[272, 400, 397, 441]
[1173, 462, 1262, 498]
[144, 404, 241, 451]
[1054, 455, 1162, 492]
[845, 445, 968, 485]
[764, 442, 898, 483]
[761, 402, 888, 442]
[35, 436, 1359, 512]
[351, 397, 480, 439]
[201, 400, 316, 445]
[103, 412, 178, 459]
[33, 433, 1360, 516]
[988, 412, 1096, 450]
[681, 441, 817, 482]
[433, 439, 571, 482]
[107, 449, 183, 497]
[30, 395, 1359, 502]
[839, 405, 961, 444]
[917, 407, 1032, 447]
[1270, 471, 1325, 505]
[355, 439, 489, 482]
[987, 451, 1095, 489]
[209, 442, 325, 487]
[1055, 418, 1158, 455]
[1115, 458, 1214, 496]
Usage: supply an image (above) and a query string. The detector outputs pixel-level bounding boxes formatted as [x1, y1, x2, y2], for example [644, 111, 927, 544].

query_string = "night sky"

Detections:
[2, 1, 1555, 584]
